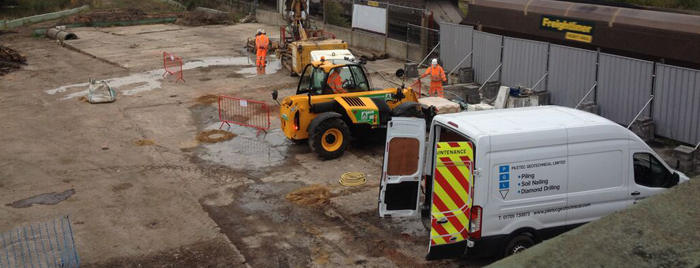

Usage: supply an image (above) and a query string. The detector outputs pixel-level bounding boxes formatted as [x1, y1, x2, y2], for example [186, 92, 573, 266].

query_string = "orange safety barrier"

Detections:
[410, 79, 422, 97]
[218, 95, 271, 135]
[163, 52, 185, 83]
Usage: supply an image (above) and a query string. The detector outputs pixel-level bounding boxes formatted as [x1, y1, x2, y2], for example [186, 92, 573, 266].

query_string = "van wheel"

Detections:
[503, 234, 535, 257]
[309, 118, 350, 160]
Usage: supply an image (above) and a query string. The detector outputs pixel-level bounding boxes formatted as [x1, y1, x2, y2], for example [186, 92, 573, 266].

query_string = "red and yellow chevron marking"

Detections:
[430, 142, 474, 246]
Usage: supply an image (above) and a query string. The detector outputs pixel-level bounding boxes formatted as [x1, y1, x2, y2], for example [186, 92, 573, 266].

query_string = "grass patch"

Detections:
[0, 0, 94, 19]
[326, 1, 349, 27]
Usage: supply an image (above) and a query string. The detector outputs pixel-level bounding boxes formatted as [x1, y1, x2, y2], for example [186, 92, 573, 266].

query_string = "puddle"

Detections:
[197, 123, 291, 171]
[235, 58, 282, 78]
[6, 189, 75, 208]
[44, 56, 281, 100]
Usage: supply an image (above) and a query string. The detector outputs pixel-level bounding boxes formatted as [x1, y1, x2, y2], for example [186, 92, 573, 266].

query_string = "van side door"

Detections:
[378, 118, 426, 217]
[628, 151, 676, 205]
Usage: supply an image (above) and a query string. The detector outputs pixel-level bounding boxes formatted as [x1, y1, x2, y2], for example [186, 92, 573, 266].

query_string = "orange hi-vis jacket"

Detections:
[327, 72, 346, 93]
[255, 34, 269, 67]
[255, 34, 269, 51]
[423, 65, 447, 97]
[424, 65, 446, 82]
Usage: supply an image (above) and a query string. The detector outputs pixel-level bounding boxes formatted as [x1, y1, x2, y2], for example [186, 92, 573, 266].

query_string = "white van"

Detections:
[378, 106, 689, 260]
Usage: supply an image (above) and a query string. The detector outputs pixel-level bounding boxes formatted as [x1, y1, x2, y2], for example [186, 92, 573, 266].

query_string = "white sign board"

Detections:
[352, 4, 387, 34]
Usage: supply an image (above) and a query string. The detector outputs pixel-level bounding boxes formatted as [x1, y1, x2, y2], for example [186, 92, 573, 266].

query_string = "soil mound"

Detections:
[0, 45, 26, 76]
[285, 185, 331, 206]
[134, 139, 156, 146]
[195, 130, 236, 143]
[195, 94, 219, 105]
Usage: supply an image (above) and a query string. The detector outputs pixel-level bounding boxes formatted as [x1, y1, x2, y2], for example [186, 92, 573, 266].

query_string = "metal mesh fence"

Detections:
[406, 23, 439, 66]
[387, 3, 425, 40]
[1, 216, 80, 268]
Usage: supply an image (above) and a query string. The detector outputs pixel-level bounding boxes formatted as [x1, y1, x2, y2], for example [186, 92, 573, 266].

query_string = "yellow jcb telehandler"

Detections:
[272, 58, 434, 159]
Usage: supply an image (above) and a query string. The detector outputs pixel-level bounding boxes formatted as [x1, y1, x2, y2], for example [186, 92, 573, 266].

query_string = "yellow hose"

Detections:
[339, 172, 366, 186]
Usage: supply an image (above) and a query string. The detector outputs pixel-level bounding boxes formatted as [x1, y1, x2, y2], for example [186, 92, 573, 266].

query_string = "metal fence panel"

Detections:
[547, 44, 598, 108]
[406, 24, 440, 66]
[439, 23, 473, 72]
[597, 53, 654, 125]
[1, 216, 80, 268]
[502, 37, 549, 90]
[473, 31, 502, 84]
[653, 64, 700, 144]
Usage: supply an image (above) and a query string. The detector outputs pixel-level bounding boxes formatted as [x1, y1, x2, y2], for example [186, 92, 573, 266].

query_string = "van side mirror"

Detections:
[669, 172, 680, 187]
[271, 89, 278, 101]
[395, 69, 405, 78]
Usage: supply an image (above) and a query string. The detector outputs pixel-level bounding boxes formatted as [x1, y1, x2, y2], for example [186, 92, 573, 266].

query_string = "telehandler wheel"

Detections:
[309, 118, 350, 160]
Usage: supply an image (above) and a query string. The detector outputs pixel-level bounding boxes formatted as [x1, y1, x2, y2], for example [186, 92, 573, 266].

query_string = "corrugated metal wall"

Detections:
[502, 37, 549, 90]
[437, 28, 700, 144]
[547, 45, 598, 108]
[596, 53, 654, 125]
[473, 31, 502, 84]
[439, 23, 473, 72]
[653, 64, 700, 145]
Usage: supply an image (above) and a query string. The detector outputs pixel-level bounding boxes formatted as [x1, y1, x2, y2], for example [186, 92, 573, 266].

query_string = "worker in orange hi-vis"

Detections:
[420, 58, 447, 98]
[255, 29, 270, 68]
[327, 69, 347, 94]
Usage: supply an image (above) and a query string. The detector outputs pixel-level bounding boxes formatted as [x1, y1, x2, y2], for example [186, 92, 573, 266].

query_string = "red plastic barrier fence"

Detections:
[163, 52, 185, 83]
[218, 95, 271, 135]
[410, 79, 422, 97]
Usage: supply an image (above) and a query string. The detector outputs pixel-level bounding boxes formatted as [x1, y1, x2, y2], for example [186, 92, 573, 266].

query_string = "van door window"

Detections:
[633, 153, 672, 188]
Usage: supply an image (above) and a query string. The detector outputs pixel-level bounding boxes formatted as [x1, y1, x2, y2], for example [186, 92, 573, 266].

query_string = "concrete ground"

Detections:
[0, 23, 489, 267]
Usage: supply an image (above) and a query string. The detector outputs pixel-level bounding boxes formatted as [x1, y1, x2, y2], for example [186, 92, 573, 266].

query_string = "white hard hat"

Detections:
[261, 29, 266, 34]
[256, 29, 262, 34]
[432, 59, 438, 65]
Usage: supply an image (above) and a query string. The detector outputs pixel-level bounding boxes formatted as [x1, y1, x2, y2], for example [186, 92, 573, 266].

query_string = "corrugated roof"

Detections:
[470, 0, 700, 34]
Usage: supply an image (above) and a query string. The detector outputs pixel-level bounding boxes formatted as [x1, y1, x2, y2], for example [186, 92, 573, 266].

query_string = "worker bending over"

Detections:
[255, 29, 270, 68]
[327, 69, 347, 94]
[420, 59, 446, 98]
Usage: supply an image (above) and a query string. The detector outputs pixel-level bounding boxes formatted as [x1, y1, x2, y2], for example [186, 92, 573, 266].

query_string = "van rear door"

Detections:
[426, 141, 475, 260]
[378, 118, 426, 217]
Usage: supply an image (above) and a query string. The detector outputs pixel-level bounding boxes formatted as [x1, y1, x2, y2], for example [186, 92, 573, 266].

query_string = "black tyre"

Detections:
[308, 118, 350, 160]
[393, 105, 423, 118]
[290, 138, 307, 145]
[420, 207, 431, 231]
[503, 234, 535, 257]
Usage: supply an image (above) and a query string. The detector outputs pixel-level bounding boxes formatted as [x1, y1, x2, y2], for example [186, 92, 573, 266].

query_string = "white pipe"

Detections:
[418, 42, 440, 67]
[575, 83, 597, 109]
[531, 72, 548, 91]
[627, 95, 654, 129]
[477, 64, 502, 92]
[447, 52, 473, 77]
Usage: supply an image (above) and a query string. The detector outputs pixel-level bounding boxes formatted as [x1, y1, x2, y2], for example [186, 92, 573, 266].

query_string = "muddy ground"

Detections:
[0, 22, 491, 267]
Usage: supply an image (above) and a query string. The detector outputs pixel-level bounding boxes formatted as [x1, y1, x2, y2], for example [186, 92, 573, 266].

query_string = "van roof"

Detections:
[437, 106, 619, 136]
